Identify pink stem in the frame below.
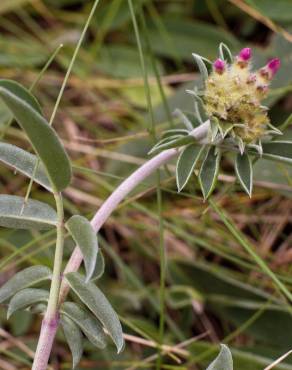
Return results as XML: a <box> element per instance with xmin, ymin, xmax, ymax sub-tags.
<box><xmin>32</xmin><ymin>314</ymin><xmax>59</xmax><ymax>370</ymax></box>
<box><xmin>32</xmin><ymin>121</ymin><xmax>210</xmax><ymax>368</ymax></box>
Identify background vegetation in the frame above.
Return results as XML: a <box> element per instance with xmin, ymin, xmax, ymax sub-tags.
<box><xmin>0</xmin><ymin>0</ymin><xmax>291</xmax><ymax>369</ymax></box>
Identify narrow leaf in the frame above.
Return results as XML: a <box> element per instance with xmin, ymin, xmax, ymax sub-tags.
<box><xmin>0</xmin><ymin>266</ymin><xmax>52</xmax><ymax>303</ymax></box>
<box><xmin>199</xmin><ymin>147</ymin><xmax>221</xmax><ymax>200</ymax></box>
<box><xmin>210</xmin><ymin>119</ymin><xmax>219</xmax><ymax>142</ymax></box>
<box><xmin>235</xmin><ymin>153</ymin><xmax>253</xmax><ymax>197</ymax></box>
<box><xmin>176</xmin><ymin>144</ymin><xmax>204</xmax><ymax>192</ymax></box>
<box><xmin>66</xmin><ymin>215</ymin><xmax>98</xmax><ymax>282</ymax></box>
<box><xmin>149</xmin><ymin>135</ymin><xmax>184</xmax><ymax>154</ymax></box>
<box><xmin>0</xmin><ymin>195</ymin><xmax>57</xmax><ymax>229</ymax></box>
<box><xmin>65</xmin><ymin>272</ymin><xmax>124</xmax><ymax>353</ymax></box>
<box><xmin>218</xmin><ymin>43</ymin><xmax>233</xmax><ymax>63</ymax></box>
<box><xmin>261</xmin><ymin>141</ymin><xmax>292</xmax><ymax>165</ymax></box>
<box><xmin>185</xmin><ymin>111</ymin><xmax>201</xmax><ymax>128</ymax></box>
<box><xmin>236</xmin><ymin>136</ymin><xmax>245</xmax><ymax>155</ymax></box>
<box><xmin>91</xmin><ymin>251</ymin><xmax>105</xmax><ymax>281</ymax></box>
<box><xmin>173</xmin><ymin>108</ymin><xmax>193</xmax><ymax>131</ymax></box>
<box><xmin>218</xmin><ymin>121</ymin><xmax>233</xmax><ymax>139</ymax></box>
<box><xmin>7</xmin><ymin>288</ymin><xmax>49</xmax><ymax>319</ymax></box>
<box><xmin>61</xmin><ymin>301</ymin><xmax>107</xmax><ymax>349</ymax></box>
<box><xmin>192</xmin><ymin>53</ymin><xmax>209</xmax><ymax>80</ymax></box>
<box><xmin>61</xmin><ymin>315</ymin><xmax>83</xmax><ymax>369</ymax></box>
<box><xmin>0</xmin><ymin>142</ymin><xmax>52</xmax><ymax>191</ymax></box>
<box><xmin>266</xmin><ymin>122</ymin><xmax>282</xmax><ymax>135</ymax></box>
<box><xmin>0</xmin><ymin>85</ymin><xmax>72</xmax><ymax>191</ymax></box>
<box><xmin>162</xmin><ymin>129</ymin><xmax>189</xmax><ymax>139</ymax></box>
<box><xmin>29</xmin><ymin>303</ymin><xmax>47</xmax><ymax>314</ymax></box>
<box><xmin>185</xmin><ymin>89</ymin><xmax>204</xmax><ymax>105</ymax></box>
<box><xmin>149</xmin><ymin>135</ymin><xmax>195</xmax><ymax>155</ymax></box>
<box><xmin>0</xmin><ymin>79</ymin><xmax>42</xmax><ymax>113</ymax></box>
<box><xmin>206</xmin><ymin>344</ymin><xmax>233</xmax><ymax>370</ymax></box>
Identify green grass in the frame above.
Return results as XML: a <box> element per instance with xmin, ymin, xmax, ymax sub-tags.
<box><xmin>0</xmin><ymin>0</ymin><xmax>292</xmax><ymax>369</ymax></box>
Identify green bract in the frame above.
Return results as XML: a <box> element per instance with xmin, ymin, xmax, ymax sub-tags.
<box><xmin>206</xmin><ymin>344</ymin><xmax>233</xmax><ymax>370</ymax></box>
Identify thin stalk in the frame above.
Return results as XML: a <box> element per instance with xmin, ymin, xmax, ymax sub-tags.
<box><xmin>31</xmin><ymin>44</ymin><xmax>64</xmax><ymax>91</ymax></box>
<box><xmin>127</xmin><ymin>1</ymin><xmax>167</xmax><ymax>367</ymax></box>
<box><xmin>141</xmin><ymin>11</ymin><xmax>174</xmax><ymax>127</ymax></box>
<box><xmin>46</xmin><ymin>194</ymin><xmax>65</xmax><ymax>318</ymax></box>
<box><xmin>23</xmin><ymin>0</ymin><xmax>101</xmax><ymax>207</ymax></box>
<box><xmin>32</xmin><ymin>193</ymin><xmax>64</xmax><ymax>370</ymax></box>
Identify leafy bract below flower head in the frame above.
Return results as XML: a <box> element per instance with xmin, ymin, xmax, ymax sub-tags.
<box><xmin>204</xmin><ymin>48</ymin><xmax>280</xmax><ymax>144</ymax></box>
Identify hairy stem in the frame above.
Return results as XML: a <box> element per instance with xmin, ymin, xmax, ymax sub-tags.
<box><xmin>34</xmin><ymin>121</ymin><xmax>210</xmax><ymax>367</ymax></box>
<box><xmin>32</xmin><ymin>193</ymin><xmax>64</xmax><ymax>370</ymax></box>
<box><xmin>60</xmin><ymin>121</ymin><xmax>209</xmax><ymax>298</ymax></box>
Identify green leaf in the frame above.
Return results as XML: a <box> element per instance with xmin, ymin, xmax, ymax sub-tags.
<box><xmin>210</xmin><ymin>118</ymin><xmax>219</xmax><ymax>142</ymax></box>
<box><xmin>206</xmin><ymin>344</ymin><xmax>233</xmax><ymax>370</ymax></box>
<box><xmin>61</xmin><ymin>301</ymin><xmax>107</xmax><ymax>349</ymax></box>
<box><xmin>261</xmin><ymin>141</ymin><xmax>292</xmax><ymax>165</ymax></box>
<box><xmin>149</xmin><ymin>135</ymin><xmax>196</xmax><ymax>155</ymax></box>
<box><xmin>192</xmin><ymin>53</ymin><xmax>209</xmax><ymax>81</ymax></box>
<box><xmin>65</xmin><ymin>272</ymin><xmax>124</xmax><ymax>353</ymax></box>
<box><xmin>176</xmin><ymin>144</ymin><xmax>204</xmax><ymax>192</ymax></box>
<box><xmin>174</xmin><ymin>108</ymin><xmax>194</xmax><ymax>131</ymax></box>
<box><xmin>0</xmin><ymin>143</ymin><xmax>52</xmax><ymax>191</ymax></box>
<box><xmin>162</xmin><ymin>129</ymin><xmax>189</xmax><ymax>139</ymax></box>
<box><xmin>66</xmin><ymin>215</ymin><xmax>98</xmax><ymax>282</ymax></box>
<box><xmin>199</xmin><ymin>147</ymin><xmax>221</xmax><ymax>200</ymax></box>
<box><xmin>0</xmin><ymin>84</ymin><xmax>72</xmax><ymax>191</ymax></box>
<box><xmin>0</xmin><ymin>266</ymin><xmax>52</xmax><ymax>303</ymax></box>
<box><xmin>91</xmin><ymin>251</ymin><xmax>105</xmax><ymax>281</ymax></box>
<box><xmin>61</xmin><ymin>315</ymin><xmax>83</xmax><ymax>369</ymax></box>
<box><xmin>0</xmin><ymin>80</ymin><xmax>42</xmax><ymax>113</ymax></box>
<box><xmin>0</xmin><ymin>195</ymin><xmax>57</xmax><ymax>229</ymax></box>
<box><xmin>7</xmin><ymin>288</ymin><xmax>49</xmax><ymax>319</ymax></box>
<box><xmin>149</xmin><ymin>135</ymin><xmax>185</xmax><ymax>154</ymax></box>
<box><xmin>218</xmin><ymin>121</ymin><xmax>234</xmax><ymax>139</ymax></box>
<box><xmin>235</xmin><ymin>153</ymin><xmax>253</xmax><ymax>197</ymax></box>
<box><xmin>218</xmin><ymin>43</ymin><xmax>233</xmax><ymax>64</ymax></box>
<box><xmin>29</xmin><ymin>303</ymin><xmax>47</xmax><ymax>314</ymax></box>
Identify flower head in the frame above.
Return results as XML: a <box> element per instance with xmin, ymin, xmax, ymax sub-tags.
<box><xmin>203</xmin><ymin>47</ymin><xmax>280</xmax><ymax>143</ymax></box>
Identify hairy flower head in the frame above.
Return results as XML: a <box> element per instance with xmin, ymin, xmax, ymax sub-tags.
<box><xmin>203</xmin><ymin>47</ymin><xmax>280</xmax><ymax>143</ymax></box>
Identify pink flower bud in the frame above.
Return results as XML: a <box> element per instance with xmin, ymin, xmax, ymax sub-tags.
<box><xmin>267</xmin><ymin>58</ymin><xmax>280</xmax><ymax>76</ymax></box>
<box><xmin>238</xmin><ymin>47</ymin><xmax>251</xmax><ymax>61</ymax></box>
<box><xmin>213</xmin><ymin>58</ymin><xmax>225</xmax><ymax>74</ymax></box>
<box><xmin>260</xmin><ymin>58</ymin><xmax>280</xmax><ymax>79</ymax></box>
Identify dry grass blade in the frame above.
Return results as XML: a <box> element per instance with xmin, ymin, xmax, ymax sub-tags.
<box><xmin>228</xmin><ymin>0</ymin><xmax>292</xmax><ymax>42</ymax></box>
<box><xmin>0</xmin><ymin>328</ymin><xmax>34</xmax><ymax>358</ymax></box>
<box><xmin>264</xmin><ymin>350</ymin><xmax>292</xmax><ymax>370</ymax></box>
